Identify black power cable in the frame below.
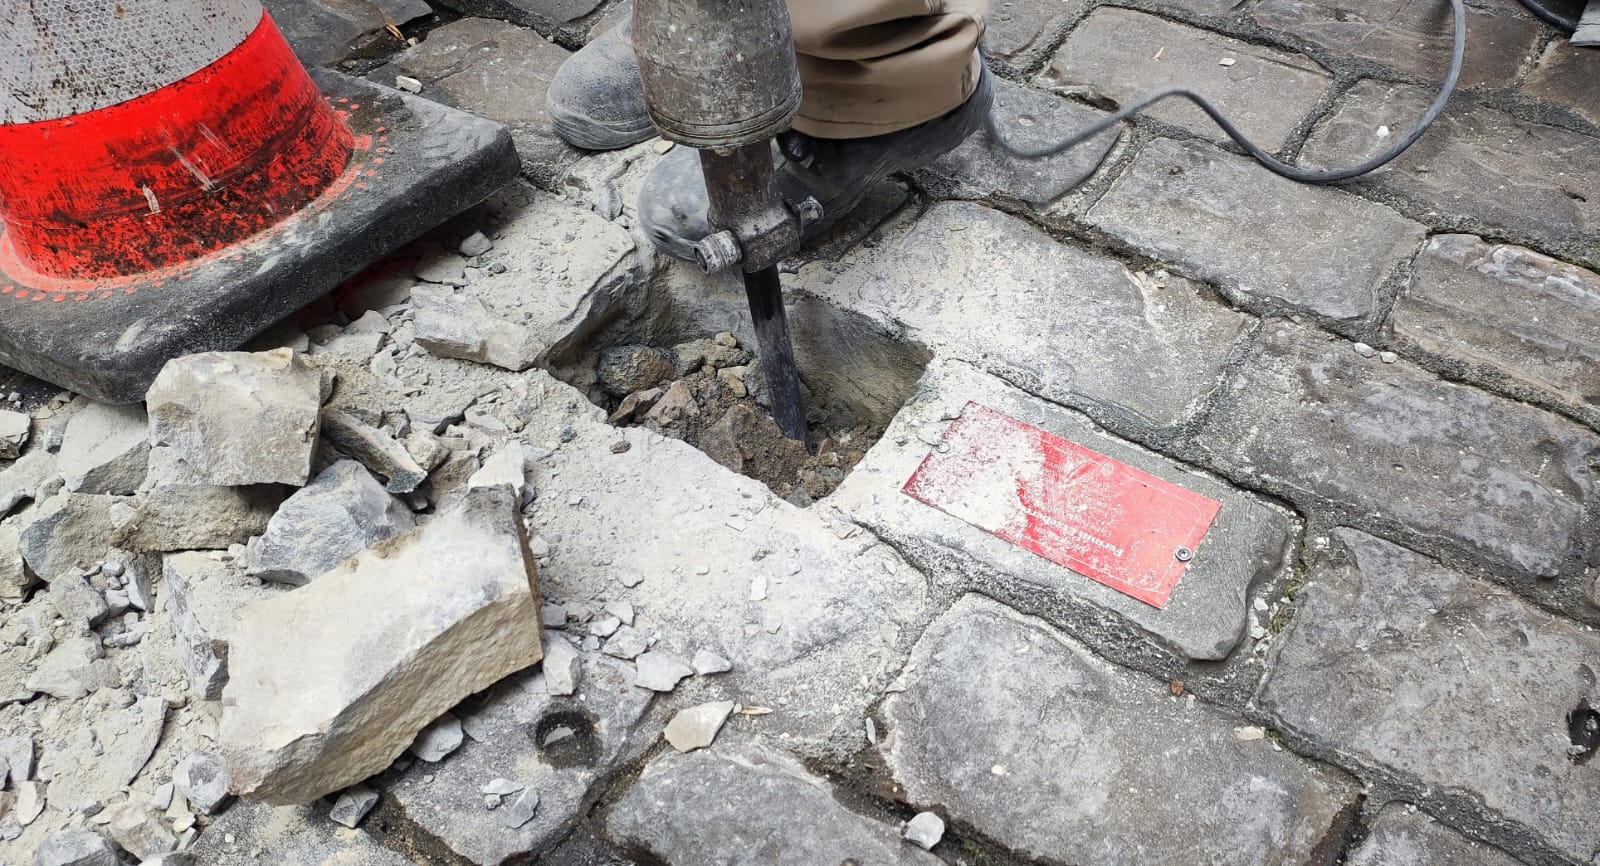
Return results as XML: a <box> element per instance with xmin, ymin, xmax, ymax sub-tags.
<box><xmin>1515</xmin><ymin>0</ymin><xmax>1579</xmax><ymax>32</ymax></box>
<box><xmin>986</xmin><ymin>0</ymin><xmax>1471</xmax><ymax>184</ymax></box>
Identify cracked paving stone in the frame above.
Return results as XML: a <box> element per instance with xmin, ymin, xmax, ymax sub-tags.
<box><xmin>265</xmin><ymin>0</ymin><xmax>430</xmax><ymax>67</ymax></box>
<box><xmin>1302</xmin><ymin>80</ymin><xmax>1600</xmax><ymax>265</ymax></box>
<box><xmin>802</xmin><ymin>201</ymin><xmax>1251</xmax><ymax>432</ymax></box>
<box><xmin>1524</xmin><ymin>39</ymin><xmax>1600</xmax><ymax>127</ymax></box>
<box><xmin>1346</xmin><ymin>803</ymin><xmax>1523</xmax><ymax>866</ymax></box>
<box><xmin>1196</xmin><ymin>321</ymin><xmax>1597</xmax><ymax>584</ymax></box>
<box><xmin>1393</xmin><ymin>234</ymin><xmax>1600</xmax><ymax>422</ymax></box>
<box><xmin>1260</xmin><ymin>529</ymin><xmax>1600</xmax><ymax>865</ymax></box>
<box><xmin>1253</xmin><ymin>0</ymin><xmax>1540</xmax><ymax>89</ymax></box>
<box><xmin>881</xmin><ymin>595</ymin><xmax>1359</xmax><ymax>865</ymax></box>
<box><xmin>1041</xmin><ymin>8</ymin><xmax>1331</xmax><ymax>150</ymax></box>
<box><xmin>832</xmin><ymin>360</ymin><xmax>1293</xmax><ymax>664</ymax></box>
<box><xmin>1087</xmin><ymin>137</ymin><xmax>1426</xmax><ymax>323</ymax></box>
<box><xmin>608</xmin><ymin>743</ymin><xmax>942</xmax><ymax>865</ymax></box>
<box><xmin>982</xmin><ymin>0</ymin><xmax>1086</xmax><ymax>73</ymax></box>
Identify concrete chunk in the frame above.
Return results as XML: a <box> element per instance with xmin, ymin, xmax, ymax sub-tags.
<box><xmin>881</xmin><ymin>595</ymin><xmax>1358</xmax><ymax>865</ymax></box>
<box><xmin>58</xmin><ymin>402</ymin><xmax>149</xmax><ymax>495</ymax></box>
<box><xmin>1259</xmin><ymin>529</ymin><xmax>1600</xmax><ymax>864</ymax></box>
<box><xmin>164</xmin><ymin>552</ymin><xmax>285</xmax><ymax>699</ymax></box>
<box><xmin>219</xmin><ymin>486</ymin><xmax>543</xmax><ymax>804</ymax></box>
<box><xmin>318</xmin><ymin>410</ymin><xmax>429</xmax><ymax>494</ymax></box>
<box><xmin>412</xmin><ymin>285</ymin><xmax>544</xmax><ymax>373</ymax></box>
<box><xmin>146</xmin><ymin>350</ymin><xmax>322</xmax><ymax>487</ymax></box>
<box><xmin>245</xmin><ymin>460</ymin><xmax>415</xmax><ymax>585</ymax></box>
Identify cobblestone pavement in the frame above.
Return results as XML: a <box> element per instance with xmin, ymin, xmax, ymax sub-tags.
<box><xmin>6</xmin><ymin>0</ymin><xmax>1600</xmax><ymax>864</ymax></box>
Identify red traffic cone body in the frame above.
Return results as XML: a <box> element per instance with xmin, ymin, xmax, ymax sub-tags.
<box><xmin>0</xmin><ymin>0</ymin><xmax>518</xmax><ymax>402</ymax></box>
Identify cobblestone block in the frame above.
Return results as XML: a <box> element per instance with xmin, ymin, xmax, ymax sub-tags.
<box><xmin>832</xmin><ymin>360</ymin><xmax>1293</xmax><ymax>665</ymax></box>
<box><xmin>374</xmin><ymin>18</ymin><xmax>581</xmax><ymax>187</ymax></box>
<box><xmin>434</xmin><ymin>0</ymin><xmax>606</xmax><ymax>36</ymax></box>
<box><xmin>609</xmin><ymin>743</ymin><xmax>942</xmax><ymax>864</ymax></box>
<box><xmin>1195</xmin><ymin>321</ymin><xmax>1596</xmax><ymax>582</ymax></box>
<box><xmin>1259</xmin><ymin>529</ymin><xmax>1600</xmax><ymax>865</ymax></box>
<box><xmin>1253</xmin><ymin>0</ymin><xmax>1540</xmax><ymax>89</ymax></box>
<box><xmin>1524</xmin><ymin>40</ymin><xmax>1600</xmax><ymax>127</ymax></box>
<box><xmin>880</xmin><ymin>595</ymin><xmax>1359</xmax><ymax>865</ymax></box>
<box><xmin>802</xmin><ymin>201</ymin><xmax>1252</xmax><ymax>432</ymax></box>
<box><xmin>983</xmin><ymin>0</ymin><xmax>1086</xmax><ymax>74</ymax></box>
<box><xmin>1347</xmin><ymin>804</ymin><xmax>1523</xmax><ymax>866</ymax></box>
<box><xmin>912</xmin><ymin>78</ymin><xmax>1121</xmax><ymax>207</ymax></box>
<box><xmin>1041</xmin><ymin>8</ymin><xmax>1331</xmax><ymax>149</ymax></box>
<box><xmin>1302</xmin><ymin>80</ymin><xmax>1600</xmax><ymax>264</ymax></box>
<box><xmin>265</xmin><ymin>0</ymin><xmax>429</xmax><ymax>67</ymax></box>
<box><xmin>1394</xmin><ymin>234</ymin><xmax>1600</xmax><ymax>422</ymax></box>
<box><xmin>1087</xmin><ymin>137</ymin><xmax>1426</xmax><ymax>323</ymax></box>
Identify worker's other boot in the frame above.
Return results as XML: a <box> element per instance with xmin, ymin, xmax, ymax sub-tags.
<box><xmin>637</xmin><ymin>67</ymin><xmax>994</xmax><ymax>263</ymax></box>
<box><xmin>546</xmin><ymin>21</ymin><xmax>655</xmax><ymax>151</ymax></box>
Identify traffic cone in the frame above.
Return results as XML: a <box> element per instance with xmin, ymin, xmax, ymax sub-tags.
<box><xmin>0</xmin><ymin>0</ymin><xmax>519</xmax><ymax>402</ymax></box>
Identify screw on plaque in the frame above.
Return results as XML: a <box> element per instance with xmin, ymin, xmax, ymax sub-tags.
<box><xmin>1174</xmin><ymin>547</ymin><xmax>1193</xmax><ymax>562</ymax></box>
<box><xmin>935</xmin><ymin>441</ymin><xmax>952</xmax><ymax>454</ymax></box>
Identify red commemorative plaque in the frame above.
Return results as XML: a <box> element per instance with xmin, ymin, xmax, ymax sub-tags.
<box><xmin>902</xmin><ymin>402</ymin><xmax>1220</xmax><ymax>609</ymax></box>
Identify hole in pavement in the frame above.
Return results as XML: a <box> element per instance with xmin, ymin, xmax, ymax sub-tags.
<box><xmin>545</xmin><ymin>278</ymin><xmax>931</xmax><ymax>506</ymax></box>
<box><xmin>533</xmin><ymin>709</ymin><xmax>600</xmax><ymax>769</ymax></box>
<box><xmin>1568</xmin><ymin>698</ymin><xmax>1599</xmax><ymax>765</ymax></box>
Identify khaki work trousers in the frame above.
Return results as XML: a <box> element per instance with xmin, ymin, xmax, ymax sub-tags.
<box><xmin>788</xmin><ymin>0</ymin><xmax>988</xmax><ymax>139</ymax></box>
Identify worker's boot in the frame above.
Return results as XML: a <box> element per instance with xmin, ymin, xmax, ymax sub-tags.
<box><xmin>637</xmin><ymin>67</ymin><xmax>994</xmax><ymax>263</ymax></box>
<box><xmin>546</xmin><ymin>21</ymin><xmax>655</xmax><ymax>151</ymax></box>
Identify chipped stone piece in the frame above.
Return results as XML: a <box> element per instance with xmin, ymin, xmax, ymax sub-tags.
<box><xmin>633</xmin><ymin>651</ymin><xmax>693</xmax><ymax>692</ymax></box>
<box><xmin>542</xmin><ymin>638</ymin><xmax>581</xmax><ymax>696</ymax></box>
<box><xmin>411</xmin><ymin>713</ymin><xmax>466</xmax><ymax>763</ymax></box>
<box><xmin>173</xmin><ymin>751</ymin><xmax>232</xmax><ymax>815</ymax></box>
<box><xmin>903</xmin><ymin>812</ymin><xmax>945</xmax><ymax>850</ymax></box>
<box><xmin>663</xmin><ymin>701</ymin><xmax>735</xmax><ymax>752</ymax></box>
<box><xmin>500</xmin><ymin>789</ymin><xmax>539</xmax><ymax>829</ymax></box>
<box><xmin>691</xmin><ymin>650</ymin><xmax>732</xmax><ymax>675</ymax></box>
<box><xmin>330</xmin><ymin>784</ymin><xmax>381</xmax><ymax>829</ymax></box>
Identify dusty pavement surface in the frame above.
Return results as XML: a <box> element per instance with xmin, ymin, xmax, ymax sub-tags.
<box><xmin>4</xmin><ymin>0</ymin><xmax>1600</xmax><ymax>864</ymax></box>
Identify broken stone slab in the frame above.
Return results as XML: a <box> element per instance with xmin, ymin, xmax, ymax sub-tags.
<box><xmin>632</xmin><ymin>651</ymin><xmax>693</xmax><ymax>692</ymax></box>
<box><xmin>24</xmin><ymin>635</ymin><xmax>107</xmax><ymax>700</ymax></box>
<box><xmin>432</xmin><ymin>0</ymin><xmax>603</xmax><ymax>35</ymax></box>
<box><xmin>1086</xmin><ymin>137</ymin><xmax>1427</xmax><ymax>323</ymax></box>
<box><xmin>0</xmin><ymin>524</ymin><xmax>35</xmax><ymax>604</ymax></box>
<box><xmin>16</xmin><ymin>493</ymin><xmax>123</xmax><ymax>582</ymax></box>
<box><xmin>105</xmin><ymin>802</ymin><xmax>178</xmax><ymax>861</ymax></box>
<box><xmin>1195</xmin><ymin>321</ymin><xmax>1597</xmax><ymax>588</ymax></box>
<box><xmin>46</xmin><ymin>574</ymin><xmax>109</xmax><ymax>628</ymax></box>
<box><xmin>1393</xmin><ymin>234</ymin><xmax>1600</xmax><ymax>422</ymax></box>
<box><xmin>1347</xmin><ymin>803</ymin><xmax>1522</xmax><ymax>866</ymax></box>
<box><xmin>1258</xmin><ymin>529</ymin><xmax>1600</xmax><ymax>865</ymax></box>
<box><xmin>832</xmin><ymin>360</ymin><xmax>1293</xmax><ymax>667</ymax></box>
<box><xmin>609</xmin><ymin>744</ymin><xmax>943</xmax><ymax>864</ymax></box>
<box><xmin>265</xmin><ymin>0</ymin><xmax>429</xmax><ymax>67</ymax></box>
<box><xmin>328</xmin><ymin>784</ymin><xmax>379</xmax><ymax>829</ymax></box>
<box><xmin>145</xmin><ymin>350</ymin><xmax>322</xmax><ymax>487</ymax></box>
<box><xmin>601</xmin><ymin>625</ymin><xmax>651</xmax><ymax>660</ymax></box>
<box><xmin>1300</xmin><ymin>80</ymin><xmax>1600</xmax><ymax>266</ymax></box>
<box><xmin>0</xmin><ymin>449</ymin><xmax>62</xmax><ymax>519</ymax></box>
<box><xmin>244</xmin><ymin>460</ymin><xmax>415</xmax><ymax>586</ymax></box>
<box><xmin>112</xmin><ymin>485</ymin><xmax>281</xmax><ymax>553</ymax></box>
<box><xmin>499</xmin><ymin>789</ymin><xmax>539</xmax><ymax>829</ymax></box>
<box><xmin>389</xmin><ymin>654</ymin><xmax>652</xmax><ymax>864</ymax></box>
<box><xmin>174</xmin><ymin>751</ymin><xmax>233</xmax><ymax>815</ymax></box>
<box><xmin>318</xmin><ymin>411</ymin><xmax>429</xmax><ymax>494</ymax></box>
<box><xmin>0</xmin><ymin>410</ymin><xmax>27</xmax><ymax>459</ymax></box>
<box><xmin>881</xmin><ymin>595</ymin><xmax>1358</xmax><ymax>864</ymax></box>
<box><xmin>33</xmin><ymin>830</ymin><xmax>120</xmax><ymax>866</ymax></box>
<box><xmin>185</xmin><ymin>799</ymin><xmax>418</xmax><ymax>866</ymax></box>
<box><xmin>58</xmin><ymin>402</ymin><xmax>149</xmax><ymax>495</ymax></box>
<box><xmin>803</xmin><ymin>202</ymin><xmax>1253</xmax><ymax>434</ymax></box>
<box><xmin>219</xmin><ymin>485</ymin><xmax>543</xmax><ymax>804</ymax></box>
<box><xmin>542</xmin><ymin>637</ymin><xmax>581</xmax><ymax>696</ymax></box>
<box><xmin>410</xmin><ymin>712</ymin><xmax>466</xmax><ymax>763</ymax></box>
<box><xmin>663</xmin><ymin>701</ymin><xmax>735</xmax><ymax>753</ymax></box>
<box><xmin>164</xmin><ymin>552</ymin><xmax>286</xmax><ymax>699</ymax></box>
<box><xmin>1042</xmin><ymin>7</ymin><xmax>1330</xmax><ymax>150</ymax></box>
<box><xmin>412</xmin><ymin>285</ymin><xmax>545</xmax><ymax>373</ymax></box>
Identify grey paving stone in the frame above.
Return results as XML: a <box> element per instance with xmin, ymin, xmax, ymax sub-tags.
<box><xmin>801</xmin><ymin>201</ymin><xmax>1252</xmax><ymax>433</ymax></box>
<box><xmin>434</xmin><ymin>0</ymin><xmax>605</xmax><ymax>35</ymax></box>
<box><xmin>374</xmin><ymin>18</ymin><xmax>581</xmax><ymax>187</ymax></box>
<box><xmin>983</xmin><ymin>0</ymin><xmax>1087</xmax><ymax>74</ymax></box>
<box><xmin>912</xmin><ymin>77</ymin><xmax>1121</xmax><ymax>207</ymax></box>
<box><xmin>1259</xmin><ymin>529</ymin><xmax>1600</xmax><ymax>865</ymax></box>
<box><xmin>1253</xmin><ymin>0</ymin><xmax>1541</xmax><ymax>89</ymax></box>
<box><xmin>1347</xmin><ymin>803</ymin><xmax>1523</xmax><ymax>866</ymax></box>
<box><xmin>1393</xmin><ymin>234</ymin><xmax>1600</xmax><ymax>422</ymax></box>
<box><xmin>1524</xmin><ymin>40</ymin><xmax>1600</xmax><ymax>127</ymax></box>
<box><xmin>1195</xmin><ymin>321</ymin><xmax>1596</xmax><ymax>583</ymax></box>
<box><xmin>265</xmin><ymin>0</ymin><xmax>426</xmax><ymax>67</ymax></box>
<box><xmin>1088</xmin><ymin>137</ymin><xmax>1426</xmax><ymax>323</ymax></box>
<box><xmin>608</xmin><ymin>743</ymin><xmax>942</xmax><ymax>864</ymax></box>
<box><xmin>186</xmin><ymin>799</ymin><xmax>416</xmax><ymax>865</ymax></box>
<box><xmin>1301</xmin><ymin>80</ymin><xmax>1600</xmax><ymax>265</ymax></box>
<box><xmin>881</xmin><ymin>595</ymin><xmax>1359</xmax><ymax>865</ymax></box>
<box><xmin>1040</xmin><ymin>8</ymin><xmax>1331</xmax><ymax>149</ymax></box>
<box><xmin>387</xmin><ymin>653</ymin><xmax>652</xmax><ymax>864</ymax></box>
<box><xmin>832</xmin><ymin>360</ymin><xmax>1293</xmax><ymax>664</ymax></box>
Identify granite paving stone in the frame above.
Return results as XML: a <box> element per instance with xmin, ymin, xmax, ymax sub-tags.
<box><xmin>608</xmin><ymin>743</ymin><xmax>943</xmax><ymax>865</ymax></box>
<box><xmin>880</xmin><ymin>595</ymin><xmax>1360</xmax><ymax>866</ymax></box>
<box><xmin>1346</xmin><ymin>803</ymin><xmax>1525</xmax><ymax>866</ymax></box>
<box><xmin>801</xmin><ymin>201</ymin><xmax>1252</xmax><ymax>433</ymax></box>
<box><xmin>1259</xmin><ymin>529</ymin><xmax>1600</xmax><ymax>865</ymax></box>
<box><xmin>912</xmin><ymin>77</ymin><xmax>1121</xmax><ymax>207</ymax></box>
<box><xmin>265</xmin><ymin>0</ymin><xmax>427</xmax><ymax>67</ymax></box>
<box><xmin>832</xmin><ymin>360</ymin><xmax>1294</xmax><ymax>666</ymax></box>
<box><xmin>1253</xmin><ymin>0</ymin><xmax>1541</xmax><ymax>89</ymax></box>
<box><xmin>1523</xmin><ymin>39</ymin><xmax>1600</xmax><ymax>127</ymax></box>
<box><xmin>374</xmin><ymin>18</ymin><xmax>581</xmax><ymax>187</ymax></box>
<box><xmin>1393</xmin><ymin>233</ymin><xmax>1600</xmax><ymax>422</ymax></box>
<box><xmin>1195</xmin><ymin>321</ymin><xmax>1596</xmax><ymax>585</ymax></box>
<box><xmin>982</xmin><ymin>0</ymin><xmax>1087</xmax><ymax>75</ymax></box>
<box><xmin>1301</xmin><ymin>80</ymin><xmax>1600</xmax><ymax>264</ymax></box>
<box><xmin>432</xmin><ymin>0</ymin><xmax>606</xmax><ymax>38</ymax></box>
<box><xmin>1041</xmin><ymin>8</ymin><xmax>1331</xmax><ymax>149</ymax></box>
<box><xmin>1087</xmin><ymin>137</ymin><xmax>1427</xmax><ymax>323</ymax></box>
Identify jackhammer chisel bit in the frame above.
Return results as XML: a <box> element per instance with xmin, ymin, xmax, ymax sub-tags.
<box><xmin>633</xmin><ymin>0</ymin><xmax>819</xmax><ymax>449</ymax></box>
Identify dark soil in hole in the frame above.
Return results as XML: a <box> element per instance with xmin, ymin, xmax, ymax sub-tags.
<box><xmin>598</xmin><ymin>334</ymin><xmax>882</xmax><ymax>506</ymax></box>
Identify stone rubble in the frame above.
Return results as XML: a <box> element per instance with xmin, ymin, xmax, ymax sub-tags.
<box><xmin>663</xmin><ymin>701</ymin><xmax>736</xmax><ymax>753</ymax></box>
<box><xmin>57</xmin><ymin>403</ymin><xmax>149</xmax><ymax>496</ymax></box>
<box><xmin>0</xmin><ymin>411</ymin><xmax>28</xmax><ymax>459</ymax></box>
<box><xmin>243</xmin><ymin>460</ymin><xmax>415</xmax><ymax>585</ymax></box>
<box><xmin>328</xmin><ymin>784</ymin><xmax>380</xmax><ymax>829</ymax></box>
<box><xmin>410</xmin><ymin>712</ymin><xmax>466</xmax><ymax>763</ymax></box>
<box><xmin>903</xmin><ymin>812</ymin><xmax>945</xmax><ymax>851</ymax></box>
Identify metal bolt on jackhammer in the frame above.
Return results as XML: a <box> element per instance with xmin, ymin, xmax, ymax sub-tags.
<box><xmin>695</xmin><ymin>230</ymin><xmax>743</xmax><ymax>274</ymax></box>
